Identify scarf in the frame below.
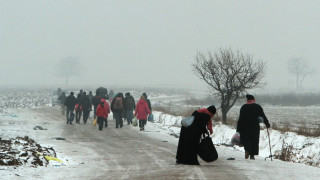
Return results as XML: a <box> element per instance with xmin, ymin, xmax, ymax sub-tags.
<box><xmin>197</xmin><ymin>108</ymin><xmax>214</xmax><ymax>118</ymax></box>
<box><xmin>246</xmin><ymin>99</ymin><xmax>256</xmax><ymax>104</ymax></box>
<box><xmin>197</xmin><ymin>108</ymin><xmax>213</xmax><ymax>134</ymax></box>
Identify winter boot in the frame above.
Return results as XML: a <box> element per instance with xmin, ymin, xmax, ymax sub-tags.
<box><xmin>245</xmin><ymin>151</ymin><xmax>249</xmax><ymax>159</ymax></box>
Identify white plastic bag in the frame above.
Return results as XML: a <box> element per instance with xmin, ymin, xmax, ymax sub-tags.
<box><xmin>132</xmin><ymin>116</ymin><xmax>138</xmax><ymax>126</ymax></box>
<box><xmin>181</xmin><ymin>116</ymin><xmax>194</xmax><ymax>127</ymax></box>
<box><xmin>231</xmin><ymin>132</ymin><xmax>243</xmax><ymax>147</ymax></box>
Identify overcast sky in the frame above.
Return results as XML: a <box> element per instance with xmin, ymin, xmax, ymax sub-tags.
<box><xmin>1</xmin><ymin>0</ymin><xmax>319</xmax><ymax>91</ymax></box>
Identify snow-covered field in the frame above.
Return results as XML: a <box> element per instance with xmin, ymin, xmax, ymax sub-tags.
<box><xmin>1</xmin><ymin>88</ymin><xmax>320</xmax><ymax>178</ymax></box>
<box><xmin>227</xmin><ymin>105</ymin><xmax>320</xmax><ymax>130</ymax></box>
<box><xmin>0</xmin><ymin>88</ymin><xmax>56</xmax><ymax>109</ymax></box>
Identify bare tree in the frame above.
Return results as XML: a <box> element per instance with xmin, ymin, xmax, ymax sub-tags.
<box><xmin>192</xmin><ymin>47</ymin><xmax>265</xmax><ymax>124</ymax></box>
<box><xmin>288</xmin><ymin>58</ymin><xmax>313</xmax><ymax>89</ymax></box>
<box><xmin>56</xmin><ymin>57</ymin><xmax>81</xmax><ymax>85</ymax></box>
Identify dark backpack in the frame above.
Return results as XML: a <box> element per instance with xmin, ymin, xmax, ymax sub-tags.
<box><xmin>126</xmin><ymin>97</ymin><xmax>135</xmax><ymax>109</ymax></box>
<box><xmin>114</xmin><ymin>97</ymin><xmax>123</xmax><ymax>110</ymax></box>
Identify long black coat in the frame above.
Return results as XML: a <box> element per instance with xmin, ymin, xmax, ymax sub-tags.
<box><xmin>81</xmin><ymin>96</ymin><xmax>91</xmax><ymax>112</ymax></box>
<box><xmin>236</xmin><ymin>103</ymin><xmax>270</xmax><ymax>155</ymax></box>
<box><xmin>176</xmin><ymin>111</ymin><xmax>211</xmax><ymax>165</ymax></box>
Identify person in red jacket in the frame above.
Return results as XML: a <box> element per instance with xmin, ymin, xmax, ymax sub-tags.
<box><xmin>101</xmin><ymin>98</ymin><xmax>110</xmax><ymax>127</ymax></box>
<box><xmin>96</xmin><ymin>99</ymin><xmax>110</xmax><ymax>131</ymax></box>
<box><xmin>134</xmin><ymin>95</ymin><xmax>151</xmax><ymax>131</ymax></box>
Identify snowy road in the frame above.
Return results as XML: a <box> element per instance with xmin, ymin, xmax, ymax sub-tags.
<box><xmin>32</xmin><ymin>108</ymin><xmax>243</xmax><ymax>180</ymax></box>
<box><xmin>1</xmin><ymin>107</ymin><xmax>320</xmax><ymax>180</ymax></box>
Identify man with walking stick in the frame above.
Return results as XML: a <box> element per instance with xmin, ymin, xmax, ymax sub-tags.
<box><xmin>236</xmin><ymin>94</ymin><xmax>271</xmax><ymax>160</ymax></box>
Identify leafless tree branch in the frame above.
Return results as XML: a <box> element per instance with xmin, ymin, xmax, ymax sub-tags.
<box><xmin>192</xmin><ymin>47</ymin><xmax>266</xmax><ymax>124</ymax></box>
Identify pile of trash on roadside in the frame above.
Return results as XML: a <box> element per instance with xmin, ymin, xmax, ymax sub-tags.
<box><xmin>0</xmin><ymin>136</ymin><xmax>61</xmax><ymax>167</ymax></box>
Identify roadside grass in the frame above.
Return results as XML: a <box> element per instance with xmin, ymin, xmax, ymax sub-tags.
<box><xmin>154</xmin><ymin>105</ymin><xmax>320</xmax><ymax>137</ymax></box>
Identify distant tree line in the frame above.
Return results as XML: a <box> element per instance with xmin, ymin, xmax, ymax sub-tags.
<box><xmin>185</xmin><ymin>92</ymin><xmax>320</xmax><ymax>107</ymax></box>
<box><xmin>184</xmin><ymin>95</ymin><xmax>220</xmax><ymax>107</ymax></box>
<box><xmin>256</xmin><ymin>92</ymin><xmax>320</xmax><ymax>106</ymax></box>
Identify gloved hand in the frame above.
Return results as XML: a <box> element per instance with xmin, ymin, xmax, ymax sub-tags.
<box><xmin>266</xmin><ymin>123</ymin><xmax>271</xmax><ymax>128</ymax></box>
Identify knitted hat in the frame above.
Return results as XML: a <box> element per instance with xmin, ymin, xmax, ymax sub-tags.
<box><xmin>207</xmin><ymin>105</ymin><xmax>216</xmax><ymax>114</ymax></box>
<box><xmin>246</xmin><ymin>94</ymin><xmax>255</xmax><ymax>100</ymax></box>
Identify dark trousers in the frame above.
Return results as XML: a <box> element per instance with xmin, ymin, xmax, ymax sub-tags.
<box><xmin>97</xmin><ymin>117</ymin><xmax>106</xmax><ymax>130</ymax></box>
<box><xmin>94</xmin><ymin>106</ymin><xmax>97</xmax><ymax>119</ymax></box>
<box><xmin>139</xmin><ymin>119</ymin><xmax>146</xmax><ymax>129</ymax></box>
<box><xmin>114</xmin><ymin>111</ymin><xmax>123</xmax><ymax>128</ymax></box>
<box><xmin>66</xmin><ymin>108</ymin><xmax>74</xmax><ymax>124</ymax></box>
<box><xmin>76</xmin><ymin>110</ymin><xmax>82</xmax><ymax>123</ymax></box>
<box><xmin>83</xmin><ymin>110</ymin><xmax>90</xmax><ymax>124</ymax></box>
<box><xmin>104</xmin><ymin>118</ymin><xmax>108</xmax><ymax>127</ymax></box>
<box><xmin>126</xmin><ymin>110</ymin><xmax>133</xmax><ymax>125</ymax></box>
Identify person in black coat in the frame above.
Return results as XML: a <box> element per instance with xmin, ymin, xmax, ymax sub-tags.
<box><xmin>81</xmin><ymin>92</ymin><xmax>91</xmax><ymax>124</ymax></box>
<box><xmin>176</xmin><ymin>105</ymin><xmax>216</xmax><ymax>165</ymax></box>
<box><xmin>88</xmin><ymin>91</ymin><xmax>94</xmax><ymax>118</ymax></box>
<box><xmin>58</xmin><ymin>91</ymin><xmax>67</xmax><ymax>115</ymax></box>
<box><xmin>64</xmin><ymin>92</ymin><xmax>77</xmax><ymax>124</ymax></box>
<box><xmin>236</xmin><ymin>94</ymin><xmax>271</xmax><ymax>160</ymax></box>
<box><xmin>92</xmin><ymin>91</ymin><xmax>102</xmax><ymax>119</ymax></box>
<box><xmin>124</xmin><ymin>92</ymin><xmax>136</xmax><ymax>125</ymax></box>
<box><xmin>111</xmin><ymin>92</ymin><xmax>125</xmax><ymax>128</ymax></box>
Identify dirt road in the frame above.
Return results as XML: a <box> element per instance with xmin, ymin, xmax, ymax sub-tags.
<box><xmin>32</xmin><ymin>108</ymin><xmax>244</xmax><ymax>180</ymax></box>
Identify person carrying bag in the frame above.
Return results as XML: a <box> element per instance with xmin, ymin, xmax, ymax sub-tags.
<box><xmin>176</xmin><ymin>105</ymin><xmax>216</xmax><ymax>165</ymax></box>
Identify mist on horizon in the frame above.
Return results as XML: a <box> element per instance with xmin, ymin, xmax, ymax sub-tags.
<box><xmin>1</xmin><ymin>0</ymin><xmax>320</xmax><ymax>92</ymax></box>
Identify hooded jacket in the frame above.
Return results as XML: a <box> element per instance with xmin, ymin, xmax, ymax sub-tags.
<box><xmin>96</xmin><ymin>99</ymin><xmax>110</xmax><ymax>118</ymax></box>
<box><xmin>134</xmin><ymin>99</ymin><xmax>150</xmax><ymax>120</ymax></box>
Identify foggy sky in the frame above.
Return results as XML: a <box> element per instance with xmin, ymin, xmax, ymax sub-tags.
<box><xmin>1</xmin><ymin>0</ymin><xmax>320</xmax><ymax>91</ymax></box>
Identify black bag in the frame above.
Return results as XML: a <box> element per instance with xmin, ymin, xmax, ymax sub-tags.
<box><xmin>198</xmin><ymin>133</ymin><xmax>218</xmax><ymax>162</ymax></box>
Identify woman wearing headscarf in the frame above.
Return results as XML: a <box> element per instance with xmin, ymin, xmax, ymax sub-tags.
<box><xmin>236</xmin><ymin>94</ymin><xmax>270</xmax><ymax>160</ymax></box>
<box><xmin>176</xmin><ymin>105</ymin><xmax>216</xmax><ymax>165</ymax></box>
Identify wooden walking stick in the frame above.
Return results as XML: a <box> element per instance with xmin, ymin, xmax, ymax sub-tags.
<box><xmin>265</xmin><ymin>128</ymin><xmax>273</xmax><ymax>161</ymax></box>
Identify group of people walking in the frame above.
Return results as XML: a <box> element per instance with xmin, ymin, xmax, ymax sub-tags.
<box><xmin>61</xmin><ymin>89</ymin><xmax>94</xmax><ymax>125</ymax></box>
<box><xmin>58</xmin><ymin>88</ymin><xmax>152</xmax><ymax>132</ymax></box>
<box><xmin>60</xmin><ymin>89</ymin><xmax>270</xmax><ymax>165</ymax></box>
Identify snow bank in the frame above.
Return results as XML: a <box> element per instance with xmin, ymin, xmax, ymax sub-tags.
<box><xmin>151</xmin><ymin>111</ymin><xmax>320</xmax><ymax>168</ymax></box>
